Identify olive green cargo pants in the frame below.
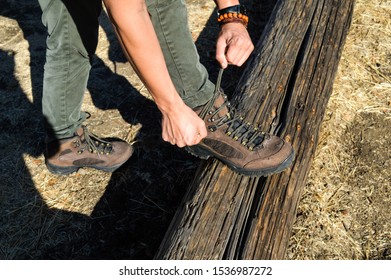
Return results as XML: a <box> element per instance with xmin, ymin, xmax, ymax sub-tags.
<box><xmin>38</xmin><ymin>0</ymin><xmax>214</xmax><ymax>139</ymax></box>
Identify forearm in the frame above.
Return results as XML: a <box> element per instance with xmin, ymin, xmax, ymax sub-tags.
<box><xmin>103</xmin><ymin>0</ymin><xmax>184</xmax><ymax>113</ymax></box>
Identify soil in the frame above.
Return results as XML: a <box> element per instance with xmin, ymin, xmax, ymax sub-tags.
<box><xmin>0</xmin><ymin>0</ymin><xmax>390</xmax><ymax>259</ymax></box>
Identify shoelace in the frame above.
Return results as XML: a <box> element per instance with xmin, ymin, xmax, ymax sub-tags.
<box><xmin>199</xmin><ymin>68</ymin><xmax>267</xmax><ymax>151</ymax></box>
<box><xmin>73</xmin><ymin>126</ymin><xmax>113</xmax><ymax>156</ymax></box>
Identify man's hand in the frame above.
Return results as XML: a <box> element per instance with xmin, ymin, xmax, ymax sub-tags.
<box><xmin>216</xmin><ymin>22</ymin><xmax>254</xmax><ymax>68</ymax></box>
<box><xmin>161</xmin><ymin>101</ymin><xmax>208</xmax><ymax>148</ymax></box>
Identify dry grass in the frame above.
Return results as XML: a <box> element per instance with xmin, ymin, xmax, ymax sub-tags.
<box><xmin>286</xmin><ymin>0</ymin><xmax>391</xmax><ymax>259</ymax></box>
<box><xmin>0</xmin><ymin>0</ymin><xmax>390</xmax><ymax>259</ymax></box>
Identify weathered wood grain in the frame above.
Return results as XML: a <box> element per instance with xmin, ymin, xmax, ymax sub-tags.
<box><xmin>155</xmin><ymin>0</ymin><xmax>355</xmax><ymax>259</ymax></box>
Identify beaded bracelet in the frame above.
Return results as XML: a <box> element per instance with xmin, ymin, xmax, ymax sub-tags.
<box><xmin>217</xmin><ymin>5</ymin><xmax>249</xmax><ymax>28</ymax></box>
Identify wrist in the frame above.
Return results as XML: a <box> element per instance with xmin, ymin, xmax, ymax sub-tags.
<box><xmin>217</xmin><ymin>4</ymin><xmax>248</xmax><ymax>28</ymax></box>
<box><xmin>215</xmin><ymin>1</ymin><xmax>240</xmax><ymax>10</ymax></box>
<box><xmin>155</xmin><ymin>91</ymin><xmax>185</xmax><ymax>114</ymax></box>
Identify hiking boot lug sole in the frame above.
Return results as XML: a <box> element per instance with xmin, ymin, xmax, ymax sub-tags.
<box><xmin>46</xmin><ymin>160</ymin><xmax>79</xmax><ymax>175</ymax></box>
<box><xmin>185</xmin><ymin>145</ymin><xmax>211</xmax><ymax>160</ymax></box>
<box><xmin>46</xmin><ymin>160</ymin><xmax>125</xmax><ymax>175</ymax></box>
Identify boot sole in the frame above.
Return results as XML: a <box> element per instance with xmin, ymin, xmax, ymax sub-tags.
<box><xmin>185</xmin><ymin>145</ymin><xmax>295</xmax><ymax>177</ymax></box>
<box><xmin>45</xmin><ymin>160</ymin><xmax>124</xmax><ymax>175</ymax></box>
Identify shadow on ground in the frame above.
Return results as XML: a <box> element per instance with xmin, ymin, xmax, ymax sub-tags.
<box><xmin>0</xmin><ymin>0</ymin><xmax>274</xmax><ymax>259</ymax></box>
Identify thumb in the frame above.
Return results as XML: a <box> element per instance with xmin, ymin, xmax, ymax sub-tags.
<box><xmin>216</xmin><ymin>37</ymin><xmax>228</xmax><ymax>69</ymax></box>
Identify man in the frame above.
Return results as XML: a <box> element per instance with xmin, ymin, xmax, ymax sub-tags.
<box><xmin>39</xmin><ymin>0</ymin><xmax>294</xmax><ymax>176</ymax></box>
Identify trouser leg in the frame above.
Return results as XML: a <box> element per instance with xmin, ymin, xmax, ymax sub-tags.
<box><xmin>146</xmin><ymin>0</ymin><xmax>214</xmax><ymax>108</ymax></box>
<box><xmin>38</xmin><ymin>0</ymin><xmax>102</xmax><ymax>140</ymax></box>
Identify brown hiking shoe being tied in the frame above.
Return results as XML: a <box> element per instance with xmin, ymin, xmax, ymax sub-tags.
<box><xmin>45</xmin><ymin>126</ymin><xmax>133</xmax><ymax>175</ymax></box>
<box><xmin>186</xmin><ymin>69</ymin><xmax>295</xmax><ymax>177</ymax></box>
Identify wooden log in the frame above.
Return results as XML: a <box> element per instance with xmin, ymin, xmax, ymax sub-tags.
<box><xmin>155</xmin><ymin>0</ymin><xmax>355</xmax><ymax>260</ymax></box>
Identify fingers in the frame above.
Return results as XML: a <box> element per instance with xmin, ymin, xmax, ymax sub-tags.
<box><xmin>163</xmin><ymin>125</ymin><xmax>207</xmax><ymax>148</ymax></box>
<box><xmin>166</xmin><ymin>136</ymin><xmax>200</xmax><ymax>148</ymax></box>
<box><xmin>217</xmin><ymin>37</ymin><xmax>249</xmax><ymax>68</ymax></box>
<box><xmin>226</xmin><ymin>40</ymin><xmax>254</xmax><ymax>66</ymax></box>
<box><xmin>161</xmin><ymin>102</ymin><xmax>208</xmax><ymax>148</ymax></box>
<box><xmin>176</xmin><ymin>125</ymin><xmax>207</xmax><ymax>148</ymax></box>
<box><xmin>216</xmin><ymin>37</ymin><xmax>229</xmax><ymax>69</ymax></box>
<box><xmin>221</xmin><ymin>36</ymin><xmax>254</xmax><ymax>66</ymax></box>
<box><xmin>215</xmin><ymin>23</ymin><xmax>254</xmax><ymax>68</ymax></box>
<box><xmin>185</xmin><ymin>124</ymin><xmax>208</xmax><ymax>147</ymax></box>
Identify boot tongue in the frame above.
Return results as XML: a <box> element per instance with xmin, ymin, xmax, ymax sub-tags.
<box><xmin>75</xmin><ymin>127</ymin><xmax>85</xmax><ymax>141</ymax></box>
<box><xmin>213</xmin><ymin>92</ymin><xmax>229</xmax><ymax>117</ymax></box>
<box><xmin>192</xmin><ymin>93</ymin><xmax>228</xmax><ymax>119</ymax></box>
<box><xmin>212</xmin><ymin>69</ymin><xmax>229</xmax><ymax>118</ymax></box>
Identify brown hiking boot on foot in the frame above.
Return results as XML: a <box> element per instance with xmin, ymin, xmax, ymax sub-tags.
<box><xmin>45</xmin><ymin>126</ymin><xmax>133</xmax><ymax>175</ymax></box>
<box><xmin>186</xmin><ymin>69</ymin><xmax>294</xmax><ymax>177</ymax></box>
